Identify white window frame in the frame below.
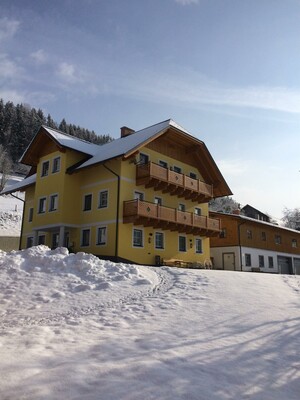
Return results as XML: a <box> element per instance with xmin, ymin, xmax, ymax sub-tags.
<box><xmin>179</xmin><ymin>235</ymin><xmax>187</xmax><ymax>252</ymax></box>
<box><xmin>173</xmin><ymin>165</ymin><xmax>182</xmax><ymax>173</ymax></box>
<box><xmin>83</xmin><ymin>193</ymin><xmax>93</xmax><ymax>211</ymax></box>
<box><xmin>133</xmin><ymin>228</ymin><xmax>144</xmax><ymax>248</ymax></box>
<box><xmin>158</xmin><ymin>160</ymin><xmax>168</xmax><ymax>169</ymax></box>
<box><xmin>38</xmin><ymin>197</ymin><xmax>47</xmax><ymax>214</ymax></box>
<box><xmin>245</xmin><ymin>253</ymin><xmax>251</xmax><ymax>267</ymax></box>
<box><xmin>194</xmin><ymin>207</ymin><xmax>202</xmax><ymax>216</ymax></box>
<box><xmin>259</xmin><ymin>255</ymin><xmax>265</xmax><ymax>268</ymax></box>
<box><xmin>195</xmin><ymin>238</ymin><xmax>203</xmax><ymax>254</ymax></box>
<box><xmin>292</xmin><ymin>239</ymin><xmax>297</xmax><ymax>248</ymax></box>
<box><xmin>28</xmin><ymin>207</ymin><xmax>34</xmax><ymax>222</ymax></box>
<box><xmin>38</xmin><ymin>235</ymin><xmax>46</xmax><ymax>245</ymax></box>
<box><xmin>268</xmin><ymin>256</ymin><xmax>274</xmax><ymax>268</ymax></box>
<box><xmin>134</xmin><ymin>191</ymin><xmax>144</xmax><ymax>201</ymax></box>
<box><xmin>49</xmin><ymin>193</ymin><xmax>58</xmax><ymax>212</ymax></box>
<box><xmin>139</xmin><ymin>153</ymin><xmax>149</xmax><ymax>165</ymax></box>
<box><xmin>96</xmin><ymin>226</ymin><xmax>107</xmax><ymax>246</ymax></box>
<box><xmin>178</xmin><ymin>203</ymin><xmax>186</xmax><ymax>212</ymax></box>
<box><xmin>98</xmin><ymin>190</ymin><xmax>109</xmax><ymax>209</ymax></box>
<box><xmin>155</xmin><ymin>232</ymin><xmax>164</xmax><ymax>250</ymax></box>
<box><xmin>154</xmin><ymin>197</ymin><xmax>162</xmax><ymax>206</ymax></box>
<box><xmin>52</xmin><ymin>156</ymin><xmax>61</xmax><ymax>173</ymax></box>
<box><xmin>81</xmin><ymin>228</ymin><xmax>91</xmax><ymax>247</ymax></box>
<box><xmin>41</xmin><ymin>160</ymin><xmax>50</xmax><ymax>177</ymax></box>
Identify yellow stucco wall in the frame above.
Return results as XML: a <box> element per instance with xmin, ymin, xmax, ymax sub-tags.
<box><xmin>21</xmin><ymin>141</ymin><xmax>212</xmax><ymax>265</ymax></box>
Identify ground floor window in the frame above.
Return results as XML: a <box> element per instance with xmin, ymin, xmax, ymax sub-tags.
<box><xmin>259</xmin><ymin>255</ymin><xmax>265</xmax><ymax>268</ymax></box>
<box><xmin>195</xmin><ymin>238</ymin><xmax>202</xmax><ymax>253</ymax></box>
<box><xmin>133</xmin><ymin>229</ymin><xmax>143</xmax><ymax>247</ymax></box>
<box><xmin>26</xmin><ymin>236</ymin><xmax>33</xmax><ymax>248</ymax></box>
<box><xmin>268</xmin><ymin>256</ymin><xmax>274</xmax><ymax>268</ymax></box>
<box><xmin>97</xmin><ymin>226</ymin><xmax>107</xmax><ymax>245</ymax></box>
<box><xmin>38</xmin><ymin>235</ymin><xmax>46</xmax><ymax>245</ymax></box>
<box><xmin>155</xmin><ymin>232</ymin><xmax>164</xmax><ymax>249</ymax></box>
<box><xmin>245</xmin><ymin>253</ymin><xmax>251</xmax><ymax>267</ymax></box>
<box><xmin>81</xmin><ymin>229</ymin><xmax>90</xmax><ymax>247</ymax></box>
<box><xmin>179</xmin><ymin>235</ymin><xmax>186</xmax><ymax>252</ymax></box>
<box><xmin>52</xmin><ymin>233</ymin><xmax>59</xmax><ymax>248</ymax></box>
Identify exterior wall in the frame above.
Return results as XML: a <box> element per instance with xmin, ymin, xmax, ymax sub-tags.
<box><xmin>20</xmin><ymin>139</ymin><xmax>214</xmax><ymax>265</ymax></box>
<box><xmin>210</xmin><ymin>212</ymin><xmax>300</xmax><ymax>274</ymax></box>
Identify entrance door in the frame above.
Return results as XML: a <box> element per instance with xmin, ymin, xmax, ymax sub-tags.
<box><xmin>223</xmin><ymin>252</ymin><xmax>235</xmax><ymax>271</ymax></box>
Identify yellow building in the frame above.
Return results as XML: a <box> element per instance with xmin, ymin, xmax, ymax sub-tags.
<box><xmin>1</xmin><ymin>119</ymin><xmax>232</xmax><ymax>266</ymax></box>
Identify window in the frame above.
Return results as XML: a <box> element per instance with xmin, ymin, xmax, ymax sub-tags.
<box><xmin>26</xmin><ymin>236</ymin><xmax>33</xmax><ymax>248</ymax></box>
<box><xmin>52</xmin><ymin>157</ymin><xmax>61</xmax><ymax>173</ymax></box>
<box><xmin>28</xmin><ymin>207</ymin><xmax>33</xmax><ymax>222</ymax></box>
<box><xmin>220</xmin><ymin>228</ymin><xmax>227</xmax><ymax>238</ymax></box>
<box><xmin>38</xmin><ymin>197</ymin><xmax>47</xmax><ymax>214</ymax></box>
<box><xmin>98</xmin><ymin>190</ymin><xmax>108</xmax><ymax>208</ymax></box>
<box><xmin>154</xmin><ymin>197</ymin><xmax>162</xmax><ymax>206</ymax></box>
<box><xmin>81</xmin><ymin>229</ymin><xmax>90</xmax><ymax>247</ymax></box>
<box><xmin>178</xmin><ymin>203</ymin><xmax>185</xmax><ymax>212</ymax></box>
<box><xmin>83</xmin><ymin>194</ymin><xmax>92</xmax><ymax>211</ymax></box>
<box><xmin>247</xmin><ymin>230</ymin><xmax>252</xmax><ymax>239</ymax></box>
<box><xmin>52</xmin><ymin>233</ymin><xmax>59</xmax><ymax>249</ymax></box>
<box><xmin>190</xmin><ymin>172</ymin><xmax>197</xmax><ymax>180</ymax></box>
<box><xmin>97</xmin><ymin>227</ymin><xmax>107</xmax><ymax>245</ymax></box>
<box><xmin>179</xmin><ymin>236</ymin><xmax>186</xmax><ymax>252</ymax></box>
<box><xmin>195</xmin><ymin>238</ymin><xmax>202</xmax><ymax>253</ymax></box>
<box><xmin>261</xmin><ymin>231</ymin><xmax>266</xmax><ymax>241</ymax></box>
<box><xmin>139</xmin><ymin>153</ymin><xmax>149</xmax><ymax>165</ymax></box>
<box><xmin>259</xmin><ymin>255</ymin><xmax>265</xmax><ymax>268</ymax></box>
<box><xmin>173</xmin><ymin>166</ymin><xmax>182</xmax><ymax>173</ymax></box>
<box><xmin>134</xmin><ymin>191</ymin><xmax>144</xmax><ymax>201</ymax></box>
<box><xmin>49</xmin><ymin>194</ymin><xmax>58</xmax><ymax>212</ymax></box>
<box><xmin>41</xmin><ymin>161</ymin><xmax>49</xmax><ymax>177</ymax></box>
<box><xmin>159</xmin><ymin>160</ymin><xmax>168</xmax><ymax>169</ymax></box>
<box><xmin>268</xmin><ymin>256</ymin><xmax>274</xmax><ymax>268</ymax></box>
<box><xmin>275</xmin><ymin>235</ymin><xmax>281</xmax><ymax>245</ymax></box>
<box><xmin>194</xmin><ymin>207</ymin><xmax>201</xmax><ymax>216</ymax></box>
<box><xmin>133</xmin><ymin>229</ymin><xmax>143</xmax><ymax>247</ymax></box>
<box><xmin>155</xmin><ymin>232</ymin><xmax>164</xmax><ymax>249</ymax></box>
<box><xmin>245</xmin><ymin>253</ymin><xmax>251</xmax><ymax>267</ymax></box>
<box><xmin>38</xmin><ymin>235</ymin><xmax>46</xmax><ymax>245</ymax></box>
<box><xmin>292</xmin><ymin>239</ymin><xmax>297</xmax><ymax>248</ymax></box>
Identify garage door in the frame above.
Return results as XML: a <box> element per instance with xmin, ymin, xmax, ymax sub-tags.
<box><xmin>277</xmin><ymin>256</ymin><xmax>293</xmax><ymax>275</ymax></box>
<box><xmin>294</xmin><ymin>258</ymin><xmax>300</xmax><ymax>275</ymax></box>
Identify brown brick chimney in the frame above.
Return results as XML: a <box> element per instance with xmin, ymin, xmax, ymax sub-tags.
<box><xmin>120</xmin><ymin>126</ymin><xmax>135</xmax><ymax>138</ymax></box>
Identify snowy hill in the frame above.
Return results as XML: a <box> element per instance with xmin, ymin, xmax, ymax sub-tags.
<box><xmin>0</xmin><ymin>245</ymin><xmax>299</xmax><ymax>399</ymax></box>
<box><xmin>0</xmin><ymin>175</ymin><xmax>24</xmax><ymax>236</ymax></box>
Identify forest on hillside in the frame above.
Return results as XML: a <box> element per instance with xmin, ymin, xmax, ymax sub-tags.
<box><xmin>0</xmin><ymin>99</ymin><xmax>112</xmax><ymax>172</ymax></box>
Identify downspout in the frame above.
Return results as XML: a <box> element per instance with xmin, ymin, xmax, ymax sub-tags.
<box><xmin>10</xmin><ymin>193</ymin><xmax>25</xmax><ymax>250</ymax></box>
<box><xmin>103</xmin><ymin>163</ymin><xmax>120</xmax><ymax>261</ymax></box>
<box><xmin>237</xmin><ymin>220</ymin><xmax>247</xmax><ymax>271</ymax></box>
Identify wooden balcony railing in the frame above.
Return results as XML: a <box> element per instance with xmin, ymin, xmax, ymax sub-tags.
<box><xmin>136</xmin><ymin>162</ymin><xmax>213</xmax><ymax>202</ymax></box>
<box><xmin>123</xmin><ymin>199</ymin><xmax>221</xmax><ymax>236</ymax></box>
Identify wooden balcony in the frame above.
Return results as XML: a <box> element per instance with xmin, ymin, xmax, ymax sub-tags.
<box><xmin>136</xmin><ymin>162</ymin><xmax>213</xmax><ymax>202</ymax></box>
<box><xmin>123</xmin><ymin>199</ymin><xmax>221</xmax><ymax>236</ymax></box>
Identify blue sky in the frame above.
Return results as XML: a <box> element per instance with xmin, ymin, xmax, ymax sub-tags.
<box><xmin>1</xmin><ymin>0</ymin><xmax>300</xmax><ymax>219</ymax></box>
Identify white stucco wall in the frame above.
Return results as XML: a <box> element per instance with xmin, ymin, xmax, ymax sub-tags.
<box><xmin>211</xmin><ymin>245</ymin><xmax>300</xmax><ymax>274</ymax></box>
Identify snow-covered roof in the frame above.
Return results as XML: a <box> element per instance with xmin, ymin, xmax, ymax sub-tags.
<box><xmin>77</xmin><ymin>119</ymin><xmax>189</xmax><ymax>170</ymax></box>
<box><xmin>0</xmin><ymin>174</ymin><xmax>36</xmax><ymax>195</ymax></box>
<box><xmin>211</xmin><ymin>211</ymin><xmax>300</xmax><ymax>234</ymax></box>
<box><xmin>41</xmin><ymin>126</ymin><xmax>100</xmax><ymax>156</ymax></box>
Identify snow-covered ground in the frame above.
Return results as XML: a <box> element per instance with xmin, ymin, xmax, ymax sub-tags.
<box><xmin>0</xmin><ymin>245</ymin><xmax>299</xmax><ymax>399</ymax></box>
<box><xmin>0</xmin><ymin>175</ymin><xmax>24</xmax><ymax>236</ymax></box>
